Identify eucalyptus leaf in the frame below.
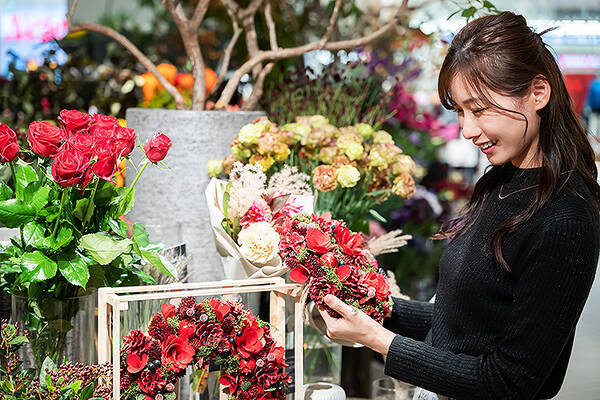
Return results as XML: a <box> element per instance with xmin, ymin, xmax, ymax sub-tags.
<box><xmin>39</xmin><ymin>356</ymin><xmax>57</xmax><ymax>388</ymax></box>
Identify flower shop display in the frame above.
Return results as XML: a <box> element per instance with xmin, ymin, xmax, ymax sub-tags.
<box><xmin>0</xmin><ymin>320</ymin><xmax>112</xmax><ymax>400</ymax></box>
<box><xmin>213</xmin><ymin>116</ymin><xmax>417</xmax><ymax>233</ymax></box>
<box><xmin>0</xmin><ymin>111</ymin><xmax>175</xmax><ymax>370</ymax></box>
<box><xmin>96</xmin><ymin>278</ymin><xmax>303</xmax><ymax>400</ymax></box>
<box><xmin>120</xmin><ymin>297</ymin><xmax>291</xmax><ymax>400</ymax></box>
<box><xmin>66</xmin><ymin>0</ymin><xmax>411</xmax><ymax>111</ymax></box>
<box><xmin>206</xmin><ymin>161</ymin><xmax>313</xmax><ymax>279</ymax></box>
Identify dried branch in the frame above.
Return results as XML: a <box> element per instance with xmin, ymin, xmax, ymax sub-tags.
<box><xmin>67</xmin><ymin>0</ymin><xmax>186</xmax><ymax>109</ymax></box>
<box><xmin>211</xmin><ymin>0</ymin><xmax>243</xmax><ymax>96</ymax></box>
<box><xmin>216</xmin><ymin>0</ymin><xmax>410</xmax><ymax>110</ymax></box>
<box><xmin>242</xmin><ymin>61</ymin><xmax>274</xmax><ymax>111</ymax></box>
<box><xmin>319</xmin><ymin>0</ymin><xmax>342</xmax><ymax>49</ymax></box>
<box><xmin>264</xmin><ymin>1</ymin><xmax>278</xmax><ymax>51</ymax></box>
<box><xmin>162</xmin><ymin>0</ymin><xmax>206</xmax><ymax>110</ymax></box>
<box><xmin>191</xmin><ymin>0</ymin><xmax>210</xmax><ymax>29</ymax></box>
<box><xmin>241</xmin><ymin>0</ymin><xmax>265</xmax><ymax>79</ymax></box>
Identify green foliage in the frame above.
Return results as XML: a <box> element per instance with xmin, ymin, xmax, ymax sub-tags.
<box><xmin>447</xmin><ymin>0</ymin><xmax>501</xmax><ymax>22</ymax></box>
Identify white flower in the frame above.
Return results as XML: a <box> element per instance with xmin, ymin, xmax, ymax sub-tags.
<box><xmin>237</xmin><ymin>222</ymin><xmax>280</xmax><ymax>264</ymax></box>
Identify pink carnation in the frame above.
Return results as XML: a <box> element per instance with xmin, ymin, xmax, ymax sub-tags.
<box><xmin>240</xmin><ymin>199</ymin><xmax>272</xmax><ymax>228</ymax></box>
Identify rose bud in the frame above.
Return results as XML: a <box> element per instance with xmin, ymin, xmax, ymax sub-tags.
<box><xmin>28</xmin><ymin>121</ymin><xmax>63</xmax><ymax>158</ymax></box>
<box><xmin>144</xmin><ymin>132</ymin><xmax>172</xmax><ymax>163</ymax></box>
<box><xmin>0</xmin><ymin>124</ymin><xmax>20</xmax><ymax>162</ymax></box>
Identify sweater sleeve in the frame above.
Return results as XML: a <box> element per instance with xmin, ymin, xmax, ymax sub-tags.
<box><xmin>384</xmin><ymin>218</ymin><xmax>599</xmax><ymax>400</ymax></box>
<box><xmin>383</xmin><ymin>297</ymin><xmax>433</xmax><ymax>341</ymax></box>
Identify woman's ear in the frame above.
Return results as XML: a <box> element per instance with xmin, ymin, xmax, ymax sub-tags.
<box><xmin>530</xmin><ymin>75</ymin><xmax>551</xmax><ymax>111</ymax></box>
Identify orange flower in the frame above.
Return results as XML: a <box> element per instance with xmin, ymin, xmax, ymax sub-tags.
<box><xmin>156</xmin><ymin>63</ymin><xmax>177</xmax><ymax>84</ymax></box>
<box><xmin>175</xmin><ymin>73</ymin><xmax>194</xmax><ymax>90</ymax></box>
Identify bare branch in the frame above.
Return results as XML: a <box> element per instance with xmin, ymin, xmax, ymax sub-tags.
<box><xmin>242</xmin><ymin>62</ymin><xmax>275</xmax><ymax>111</ymax></box>
<box><xmin>216</xmin><ymin>0</ymin><xmax>410</xmax><ymax>109</ymax></box>
<box><xmin>66</xmin><ymin>0</ymin><xmax>79</xmax><ymax>24</ymax></box>
<box><xmin>191</xmin><ymin>0</ymin><xmax>210</xmax><ymax>29</ymax></box>
<box><xmin>264</xmin><ymin>1</ymin><xmax>278</xmax><ymax>51</ymax></box>
<box><xmin>211</xmin><ymin>1</ymin><xmax>243</xmax><ymax>96</ymax></box>
<box><xmin>319</xmin><ymin>0</ymin><xmax>342</xmax><ymax>49</ymax></box>
<box><xmin>162</xmin><ymin>0</ymin><xmax>207</xmax><ymax>110</ymax></box>
<box><xmin>241</xmin><ymin>0</ymin><xmax>265</xmax><ymax>79</ymax></box>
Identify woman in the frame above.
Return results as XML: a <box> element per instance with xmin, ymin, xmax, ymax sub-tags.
<box><xmin>318</xmin><ymin>12</ymin><xmax>600</xmax><ymax>400</ymax></box>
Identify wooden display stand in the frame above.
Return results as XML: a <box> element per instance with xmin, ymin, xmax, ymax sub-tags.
<box><xmin>97</xmin><ymin>277</ymin><xmax>303</xmax><ymax>399</ymax></box>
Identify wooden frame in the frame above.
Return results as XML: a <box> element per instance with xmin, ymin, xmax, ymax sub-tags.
<box><xmin>98</xmin><ymin>277</ymin><xmax>303</xmax><ymax>399</ymax></box>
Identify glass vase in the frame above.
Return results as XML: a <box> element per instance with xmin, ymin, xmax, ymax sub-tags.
<box><xmin>303</xmin><ymin>324</ymin><xmax>342</xmax><ymax>385</ymax></box>
<box><xmin>11</xmin><ymin>291</ymin><xmax>97</xmax><ymax>371</ymax></box>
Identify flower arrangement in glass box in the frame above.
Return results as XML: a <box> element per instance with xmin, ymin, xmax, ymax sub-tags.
<box><xmin>210</xmin><ymin>116</ymin><xmax>417</xmax><ymax>233</ymax></box>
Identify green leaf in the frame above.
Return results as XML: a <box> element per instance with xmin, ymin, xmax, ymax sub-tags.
<box><xmin>8</xmin><ymin>335</ymin><xmax>28</xmax><ymax>345</ymax></box>
<box><xmin>64</xmin><ymin>380</ymin><xmax>82</xmax><ymax>393</ymax></box>
<box><xmin>141</xmin><ymin>250</ymin><xmax>177</xmax><ymax>279</ymax></box>
<box><xmin>30</xmin><ymin>186</ymin><xmax>51</xmax><ymax>212</ymax></box>
<box><xmin>39</xmin><ymin>356</ymin><xmax>57</xmax><ymax>388</ymax></box>
<box><xmin>368</xmin><ymin>209</ymin><xmax>387</xmax><ymax>223</ymax></box>
<box><xmin>111</xmin><ymin>187</ymin><xmax>135</xmax><ymax>217</ymax></box>
<box><xmin>79</xmin><ymin>383</ymin><xmax>95</xmax><ymax>400</ymax></box>
<box><xmin>57</xmin><ymin>250</ymin><xmax>90</xmax><ymax>288</ymax></box>
<box><xmin>0</xmin><ymin>183</ymin><xmax>13</xmax><ymax>200</ymax></box>
<box><xmin>483</xmin><ymin>0</ymin><xmax>496</xmax><ymax>9</ymax></box>
<box><xmin>107</xmin><ymin>218</ymin><xmax>129</xmax><ymax>238</ymax></box>
<box><xmin>47</xmin><ymin>319</ymin><xmax>74</xmax><ymax>333</ymax></box>
<box><xmin>22</xmin><ymin>221</ymin><xmax>45</xmax><ymax>247</ymax></box>
<box><xmin>80</xmin><ymin>234</ymin><xmax>132</xmax><ymax>265</ymax></box>
<box><xmin>0</xmin><ymin>199</ymin><xmax>36</xmax><ymax>227</ymax></box>
<box><xmin>132</xmin><ymin>267</ymin><xmax>157</xmax><ymax>284</ymax></box>
<box><xmin>20</xmin><ymin>251</ymin><xmax>57</xmax><ymax>283</ymax></box>
<box><xmin>73</xmin><ymin>198</ymin><xmax>90</xmax><ymax>221</ymax></box>
<box><xmin>53</xmin><ymin>226</ymin><xmax>74</xmax><ymax>250</ymax></box>
<box><xmin>461</xmin><ymin>6</ymin><xmax>476</xmax><ymax>18</ymax></box>
<box><xmin>14</xmin><ymin>162</ymin><xmax>37</xmax><ymax>200</ymax></box>
<box><xmin>132</xmin><ymin>223</ymin><xmax>150</xmax><ymax>247</ymax></box>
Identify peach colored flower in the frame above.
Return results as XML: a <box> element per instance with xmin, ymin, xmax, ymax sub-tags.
<box><xmin>237</xmin><ymin>222</ymin><xmax>280</xmax><ymax>264</ymax></box>
<box><xmin>312</xmin><ymin>165</ymin><xmax>338</xmax><ymax>192</ymax></box>
<box><xmin>392</xmin><ymin>173</ymin><xmax>416</xmax><ymax>198</ymax></box>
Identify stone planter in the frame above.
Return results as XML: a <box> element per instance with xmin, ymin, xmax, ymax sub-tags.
<box><xmin>125</xmin><ymin>109</ymin><xmax>265</xmax><ymax>282</ymax></box>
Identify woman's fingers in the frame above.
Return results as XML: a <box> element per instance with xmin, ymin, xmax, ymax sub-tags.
<box><xmin>324</xmin><ymin>294</ymin><xmax>357</xmax><ymax>318</ymax></box>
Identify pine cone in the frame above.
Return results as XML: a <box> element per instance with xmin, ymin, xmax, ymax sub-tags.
<box><xmin>178</xmin><ymin>296</ymin><xmax>196</xmax><ymax>319</ymax></box>
<box><xmin>122</xmin><ymin>329</ymin><xmax>151</xmax><ymax>355</ymax></box>
<box><xmin>305</xmin><ymin>254</ymin><xmax>324</xmax><ymax>277</ymax></box>
<box><xmin>146</xmin><ymin>339</ymin><xmax>162</xmax><ymax>361</ymax></box>
<box><xmin>197</xmin><ymin>321</ymin><xmax>223</xmax><ymax>347</ymax></box>
<box><xmin>189</xmin><ymin>338</ymin><xmax>203</xmax><ymax>350</ymax></box>
<box><xmin>309</xmin><ymin>277</ymin><xmax>340</xmax><ymax>318</ymax></box>
<box><xmin>148</xmin><ymin>314</ymin><xmax>174</xmax><ymax>341</ymax></box>
<box><xmin>120</xmin><ymin>372</ymin><xmax>134</xmax><ymax>391</ymax></box>
<box><xmin>221</xmin><ymin>314</ymin><xmax>236</xmax><ymax>334</ymax></box>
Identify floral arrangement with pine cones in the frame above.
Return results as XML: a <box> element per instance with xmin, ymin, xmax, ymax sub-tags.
<box><xmin>120</xmin><ymin>297</ymin><xmax>290</xmax><ymax>400</ymax></box>
<box><xmin>279</xmin><ymin>212</ymin><xmax>392</xmax><ymax>322</ymax></box>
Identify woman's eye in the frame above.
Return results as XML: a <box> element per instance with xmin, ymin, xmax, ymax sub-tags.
<box><xmin>472</xmin><ymin>108</ymin><xmax>487</xmax><ymax>115</ymax></box>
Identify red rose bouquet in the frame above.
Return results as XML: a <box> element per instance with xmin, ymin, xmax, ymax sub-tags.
<box><xmin>0</xmin><ymin>111</ymin><xmax>175</xmax><ymax>370</ymax></box>
<box><xmin>279</xmin><ymin>212</ymin><xmax>392</xmax><ymax>322</ymax></box>
<box><xmin>120</xmin><ymin>297</ymin><xmax>291</xmax><ymax>400</ymax></box>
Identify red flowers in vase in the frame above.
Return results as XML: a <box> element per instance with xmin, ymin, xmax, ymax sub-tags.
<box><xmin>279</xmin><ymin>212</ymin><xmax>392</xmax><ymax>321</ymax></box>
<box><xmin>120</xmin><ymin>297</ymin><xmax>290</xmax><ymax>400</ymax></box>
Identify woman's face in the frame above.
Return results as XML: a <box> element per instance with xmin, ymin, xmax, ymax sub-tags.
<box><xmin>450</xmin><ymin>75</ymin><xmax>545</xmax><ymax>168</ymax></box>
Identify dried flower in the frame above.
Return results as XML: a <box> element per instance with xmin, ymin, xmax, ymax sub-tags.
<box><xmin>391</xmin><ymin>154</ymin><xmax>416</xmax><ymax>176</ymax></box>
<box><xmin>268</xmin><ymin>165</ymin><xmax>312</xmax><ymax>196</ymax></box>
<box><xmin>228</xmin><ymin>162</ymin><xmax>267</xmax><ymax>220</ymax></box>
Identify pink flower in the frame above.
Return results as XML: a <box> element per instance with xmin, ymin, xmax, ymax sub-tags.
<box><xmin>240</xmin><ymin>199</ymin><xmax>272</xmax><ymax>228</ymax></box>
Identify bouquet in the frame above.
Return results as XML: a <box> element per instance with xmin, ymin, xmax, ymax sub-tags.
<box><xmin>120</xmin><ymin>297</ymin><xmax>291</xmax><ymax>400</ymax></box>
<box><xmin>211</xmin><ymin>116</ymin><xmax>417</xmax><ymax>233</ymax></box>
<box><xmin>0</xmin><ymin>111</ymin><xmax>175</xmax><ymax>369</ymax></box>
<box><xmin>206</xmin><ymin>162</ymin><xmax>313</xmax><ymax>279</ymax></box>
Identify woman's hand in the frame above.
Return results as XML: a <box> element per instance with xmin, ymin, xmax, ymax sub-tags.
<box><xmin>317</xmin><ymin>294</ymin><xmax>396</xmax><ymax>356</ymax></box>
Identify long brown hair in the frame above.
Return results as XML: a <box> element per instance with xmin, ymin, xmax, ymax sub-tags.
<box><xmin>435</xmin><ymin>11</ymin><xmax>600</xmax><ymax>271</ymax></box>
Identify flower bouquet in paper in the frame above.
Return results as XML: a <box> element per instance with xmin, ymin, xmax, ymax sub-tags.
<box><xmin>205</xmin><ymin>162</ymin><xmax>314</xmax><ymax>279</ymax></box>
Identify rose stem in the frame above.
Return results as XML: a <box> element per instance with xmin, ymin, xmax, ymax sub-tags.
<box><xmin>52</xmin><ymin>189</ymin><xmax>68</xmax><ymax>238</ymax></box>
<box><xmin>81</xmin><ymin>179</ymin><xmax>100</xmax><ymax>234</ymax></box>
<box><xmin>9</xmin><ymin>161</ymin><xmax>17</xmax><ymax>186</ymax></box>
<box><xmin>123</xmin><ymin>158</ymin><xmax>149</xmax><ymax>200</ymax></box>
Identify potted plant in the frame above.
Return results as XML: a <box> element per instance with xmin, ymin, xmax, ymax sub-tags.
<box><xmin>0</xmin><ymin>112</ymin><xmax>174</xmax><ymax>371</ymax></box>
<box><xmin>64</xmin><ymin>0</ymin><xmax>411</xmax><ymax>278</ymax></box>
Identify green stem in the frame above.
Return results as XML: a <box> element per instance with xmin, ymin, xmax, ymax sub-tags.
<box><xmin>9</xmin><ymin>161</ymin><xmax>17</xmax><ymax>186</ymax></box>
<box><xmin>81</xmin><ymin>179</ymin><xmax>99</xmax><ymax>234</ymax></box>
<box><xmin>52</xmin><ymin>190</ymin><xmax>67</xmax><ymax>238</ymax></box>
<box><xmin>124</xmin><ymin>159</ymin><xmax>149</xmax><ymax>199</ymax></box>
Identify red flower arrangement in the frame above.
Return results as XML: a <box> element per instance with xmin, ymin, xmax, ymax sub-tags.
<box><xmin>120</xmin><ymin>297</ymin><xmax>291</xmax><ymax>400</ymax></box>
<box><xmin>279</xmin><ymin>212</ymin><xmax>392</xmax><ymax>321</ymax></box>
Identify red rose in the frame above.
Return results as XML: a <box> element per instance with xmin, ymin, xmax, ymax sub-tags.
<box><xmin>289</xmin><ymin>265</ymin><xmax>309</xmax><ymax>284</ymax></box>
<box><xmin>91</xmin><ymin>113</ymin><xmax>119</xmax><ymax>131</ymax></box>
<box><xmin>51</xmin><ymin>147</ymin><xmax>91</xmax><ymax>187</ymax></box>
<box><xmin>305</xmin><ymin>228</ymin><xmax>334</xmax><ymax>254</ymax></box>
<box><xmin>219</xmin><ymin>374</ymin><xmax>238</xmax><ymax>394</ymax></box>
<box><xmin>28</xmin><ymin>121</ymin><xmax>63</xmax><ymax>157</ymax></box>
<box><xmin>235</xmin><ymin>324</ymin><xmax>264</xmax><ymax>359</ymax></box>
<box><xmin>91</xmin><ymin>142</ymin><xmax>118</xmax><ymax>180</ymax></box>
<box><xmin>0</xmin><ymin>124</ymin><xmax>20</xmax><ymax>162</ymax></box>
<box><xmin>358</xmin><ymin>271</ymin><xmax>390</xmax><ymax>303</ymax></box>
<box><xmin>58</xmin><ymin>109</ymin><xmax>91</xmax><ymax>135</ymax></box>
<box><xmin>161</xmin><ymin>335</ymin><xmax>194</xmax><ymax>372</ymax></box>
<box><xmin>208</xmin><ymin>298</ymin><xmax>231</xmax><ymax>321</ymax></box>
<box><xmin>334</xmin><ymin>225</ymin><xmax>363</xmax><ymax>255</ymax></box>
<box><xmin>126</xmin><ymin>353</ymin><xmax>148</xmax><ymax>373</ymax></box>
<box><xmin>161</xmin><ymin>303</ymin><xmax>176</xmax><ymax>319</ymax></box>
<box><xmin>144</xmin><ymin>132</ymin><xmax>172</xmax><ymax>163</ymax></box>
<box><xmin>63</xmin><ymin>132</ymin><xmax>94</xmax><ymax>156</ymax></box>
<box><xmin>114</xmin><ymin>125</ymin><xmax>137</xmax><ymax>157</ymax></box>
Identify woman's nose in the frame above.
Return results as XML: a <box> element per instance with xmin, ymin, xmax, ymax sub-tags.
<box><xmin>461</xmin><ymin>114</ymin><xmax>482</xmax><ymax>141</ymax></box>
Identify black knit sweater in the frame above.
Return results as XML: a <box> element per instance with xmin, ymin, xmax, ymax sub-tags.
<box><xmin>383</xmin><ymin>163</ymin><xmax>600</xmax><ymax>400</ymax></box>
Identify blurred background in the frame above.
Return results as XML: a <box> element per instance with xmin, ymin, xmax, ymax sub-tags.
<box><xmin>1</xmin><ymin>0</ymin><xmax>599</xmax><ymax>398</ymax></box>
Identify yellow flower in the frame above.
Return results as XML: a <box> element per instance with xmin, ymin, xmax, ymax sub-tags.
<box><xmin>250</xmin><ymin>154</ymin><xmax>274</xmax><ymax>171</ymax></box>
<box><xmin>296</xmin><ymin>115</ymin><xmax>329</xmax><ymax>129</ymax></box>
<box><xmin>206</xmin><ymin>159</ymin><xmax>224</xmax><ymax>177</ymax></box>
<box><xmin>343</xmin><ymin>142</ymin><xmax>364</xmax><ymax>161</ymax></box>
<box><xmin>281</xmin><ymin>123</ymin><xmax>310</xmax><ymax>141</ymax></box>
<box><xmin>392</xmin><ymin>155</ymin><xmax>416</xmax><ymax>176</ymax></box>
<box><xmin>231</xmin><ymin>145</ymin><xmax>251</xmax><ymax>159</ymax></box>
<box><xmin>238</xmin><ymin>123</ymin><xmax>265</xmax><ymax>145</ymax></box>
<box><xmin>273</xmin><ymin>142</ymin><xmax>291</xmax><ymax>161</ymax></box>
<box><xmin>237</xmin><ymin>222</ymin><xmax>280</xmax><ymax>264</ymax></box>
<box><xmin>318</xmin><ymin>146</ymin><xmax>339</xmax><ymax>164</ymax></box>
<box><xmin>336</xmin><ymin>165</ymin><xmax>361</xmax><ymax>188</ymax></box>
<box><xmin>373</xmin><ymin>130</ymin><xmax>395</xmax><ymax>144</ymax></box>
<box><xmin>356</xmin><ymin>123</ymin><xmax>374</xmax><ymax>139</ymax></box>
<box><xmin>312</xmin><ymin>165</ymin><xmax>338</xmax><ymax>192</ymax></box>
<box><xmin>369</xmin><ymin>146</ymin><xmax>388</xmax><ymax>169</ymax></box>
<box><xmin>392</xmin><ymin>173</ymin><xmax>416</xmax><ymax>198</ymax></box>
